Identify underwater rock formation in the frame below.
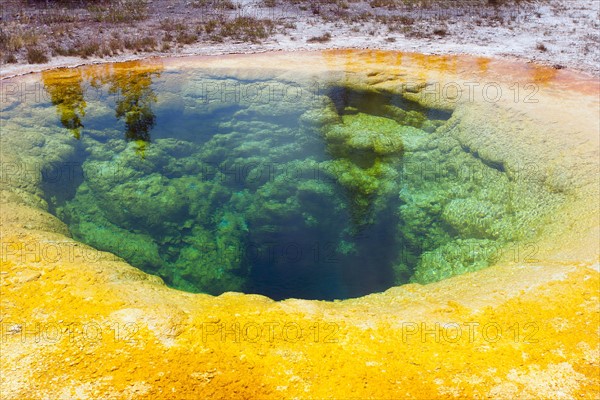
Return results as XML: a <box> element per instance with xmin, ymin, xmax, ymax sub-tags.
<box><xmin>31</xmin><ymin>57</ymin><xmax>573</xmax><ymax>300</ymax></box>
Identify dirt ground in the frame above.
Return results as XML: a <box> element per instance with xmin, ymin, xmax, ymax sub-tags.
<box><xmin>1</xmin><ymin>0</ymin><xmax>599</xmax><ymax>78</ymax></box>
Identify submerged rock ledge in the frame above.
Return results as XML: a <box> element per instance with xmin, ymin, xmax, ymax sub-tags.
<box><xmin>1</xmin><ymin>50</ymin><xmax>598</xmax><ymax>399</ymax></box>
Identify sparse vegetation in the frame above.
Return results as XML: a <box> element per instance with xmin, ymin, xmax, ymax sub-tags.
<box><xmin>433</xmin><ymin>28</ymin><xmax>448</xmax><ymax>37</ymax></box>
<box><xmin>370</xmin><ymin>0</ymin><xmax>399</xmax><ymax>9</ymax></box>
<box><xmin>176</xmin><ymin>31</ymin><xmax>198</xmax><ymax>45</ymax></box>
<box><xmin>160</xmin><ymin>18</ymin><xmax>187</xmax><ymax>33</ymax></box>
<box><xmin>4</xmin><ymin>53</ymin><xmax>18</xmax><ymax>64</ymax></box>
<box><xmin>204</xmin><ymin>19</ymin><xmax>220</xmax><ymax>35</ymax></box>
<box><xmin>123</xmin><ymin>36</ymin><xmax>157</xmax><ymax>52</ymax></box>
<box><xmin>307</xmin><ymin>32</ymin><xmax>332</xmax><ymax>43</ymax></box>
<box><xmin>88</xmin><ymin>0</ymin><xmax>149</xmax><ymax>23</ymax></box>
<box><xmin>109</xmin><ymin>36</ymin><xmax>124</xmax><ymax>53</ymax></box>
<box><xmin>0</xmin><ymin>0</ymin><xmax>595</xmax><ymax>73</ymax></box>
<box><xmin>219</xmin><ymin>17</ymin><xmax>275</xmax><ymax>43</ymax></box>
<box><xmin>77</xmin><ymin>40</ymin><xmax>101</xmax><ymax>59</ymax></box>
<box><xmin>26</xmin><ymin>46</ymin><xmax>48</xmax><ymax>64</ymax></box>
<box><xmin>193</xmin><ymin>0</ymin><xmax>236</xmax><ymax>10</ymax></box>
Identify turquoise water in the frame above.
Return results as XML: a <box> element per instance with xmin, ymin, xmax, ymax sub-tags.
<box><xmin>6</xmin><ymin>61</ymin><xmax>555</xmax><ymax>300</ymax></box>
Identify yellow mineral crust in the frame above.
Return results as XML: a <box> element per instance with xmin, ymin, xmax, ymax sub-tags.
<box><xmin>1</xmin><ymin>50</ymin><xmax>598</xmax><ymax>399</ymax></box>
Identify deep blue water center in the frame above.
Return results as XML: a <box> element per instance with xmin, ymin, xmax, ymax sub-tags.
<box><xmin>36</xmin><ymin>63</ymin><xmax>466</xmax><ymax>300</ymax></box>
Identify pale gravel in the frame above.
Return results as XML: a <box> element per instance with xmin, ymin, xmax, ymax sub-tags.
<box><xmin>1</xmin><ymin>0</ymin><xmax>598</xmax><ymax>79</ymax></box>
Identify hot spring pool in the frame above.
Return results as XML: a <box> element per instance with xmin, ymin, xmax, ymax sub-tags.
<box><xmin>1</xmin><ymin>51</ymin><xmax>598</xmax><ymax>399</ymax></box>
<box><xmin>0</xmin><ymin>52</ymin><xmax>591</xmax><ymax>300</ymax></box>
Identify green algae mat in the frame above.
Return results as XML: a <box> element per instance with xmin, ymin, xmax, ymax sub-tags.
<box><xmin>0</xmin><ymin>54</ymin><xmax>570</xmax><ymax>300</ymax></box>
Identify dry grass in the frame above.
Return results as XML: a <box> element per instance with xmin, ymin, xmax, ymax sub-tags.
<box><xmin>77</xmin><ymin>40</ymin><xmax>102</xmax><ymax>58</ymax></box>
<box><xmin>218</xmin><ymin>17</ymin><xmax>275</xmax><ymax>43</ymax></box>
<box><xmin>0</xmin><ymin>24</ymin><xmax>43</xmax><ymax>64</ymax></box>
<box><xmin>193</xmin><ymin>0</ymin><xmax>237</xmax><ymax>9</ymax></box>
<box><xmin>433</xmin><ymin>27</ymin><xmax>448</xmax><ymax>36</ymax></box>
<box><xmin>35</xmin><ymin>9</ymin><xmax>79</xmax><ymax>24</ymax></box>
<box><xmin>0</xmin><ymin>26</ymin><xmax>40</xmax><ymax>52</ymax></box>
<box><xmin>0</xmin><ymin>0</ymin><xmax>573</xmax><ymax>67</ymax></box>
<box><xmin>307</xmin><ymin>32</ymin><xmax>332</xmax><ymax>43</ymax></box>
<box><xmin>369</xmin><ymin>0</ymin><xmax>400</xmax><ymax>9</ymax></box>
<box><xmin>48</xmin><ymin>32</ymin><xmax>157</xmax><ymax>59</ymax></box>
<box><xmin>176</xmin><ymin>31</ymin><xmax>199</xmax><ymax>45</ymax></box>
<box><xmin>159</xmin><ymin>18</ymin><xmax>188</xmax><ymax>33</ymax></box>
<box><xmin>88</xmin><ymin>0</ymin><xmax>149</xmax><ymax>23</ymax></box>
<box><xmin>4</xmin><ymin>53</ymin><xmax>18</xmax><ymax>63</ymax></box>
<box><xmin>26</xmin><ymin>46</ymin><xmax>48</xmax><ymax>63</ymax></box>
<box><xmin>123</xmin><ymin>36</ymin><xmax>157</xmax><ymax>52</ymax></box>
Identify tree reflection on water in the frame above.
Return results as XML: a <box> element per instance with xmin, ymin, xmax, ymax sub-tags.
<box><xmin>42</xmin><ymin>61</ymin><xmax>163</xmax><ymax>156</ymax></box>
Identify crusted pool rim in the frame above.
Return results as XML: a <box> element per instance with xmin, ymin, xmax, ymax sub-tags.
<box><xmin>1</xmin><ymin>50</ymin><xmax>599</xmax><ymax>399</ymax></box>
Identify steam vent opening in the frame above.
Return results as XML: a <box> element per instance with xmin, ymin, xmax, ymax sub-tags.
<box><xmin>16</xmin><ymin>60</ymin><xmax>562</xmax><ymax>301</ymax></box>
